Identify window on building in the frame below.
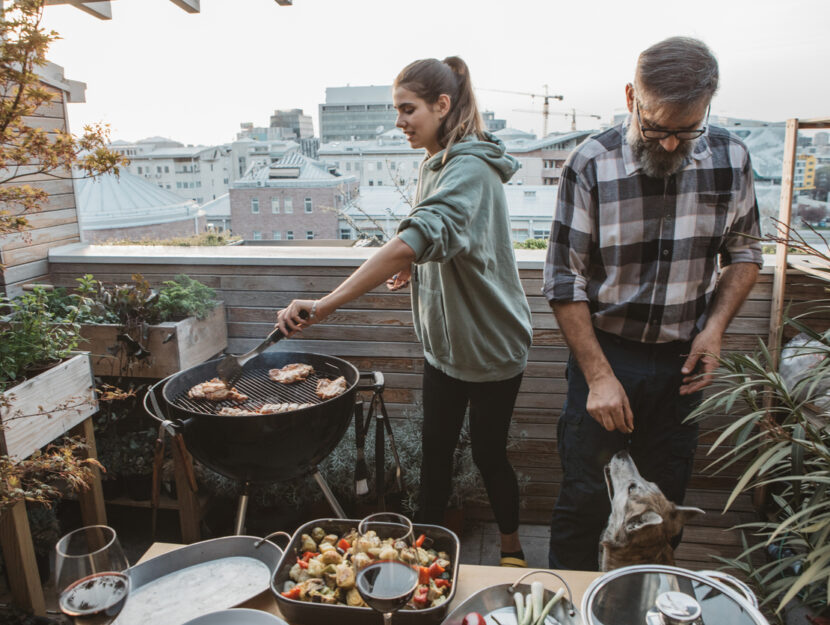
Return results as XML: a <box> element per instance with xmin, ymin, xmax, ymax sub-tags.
<box><xmin>271</xmin><ymin>197</ymin><xmax>280</xmax><ymax>213</ymax></box>
<box><xmin>196</xmin><ymin>181</ymin><xmax>201</xmax><ymax>188</ymax></box>
<box><xmin>369</xmin><ymin>180</ymin><xmax>374</xmax><ymax>186</ymax></box>
<box><xmin>390</xmin><ymin>162</ymin><xmax>396</xmax><ymax>170</ymax></box>
<box><xmin>367</xmin><ymin>162</ymin><xmax>373</xmax><ymax>171</ymax></box>
<box><xmin>137</xmin><ymin>166</ymin><xmax>143</xmax><ymax>174</ymax></box>
<box><xmin>166</xmin><ymin>185</ymin><xmax>171</xmax><ymax>189</ymax></box>
<box><xmin>304</xmin><ymin>198</ymin><xmax>312</xmax><ymax>213</ymax></box>
<box><xmin>176</xmin><ymin>182</ymin><xmax>182</xmax><ymax>189</ymax></box>
<box><xmin>413</xmin><ymin>161</ymin><xmax>418</xmax><ymax>169</ymax></box>
<box><xmin>164</xmin><ymin>166</ymin><xmax>170</xmax><ymax>173</ymax></box>
<box><xmin>156</xmin><ymin>166</ymin><xmax>162</xmax><ymax>173</ymax></box>
<box><xmin>533</xmin><ymin>228</ymin><xmax>550</xmax><ymax>239</ymax></box>
<box><xmin>251</xmin><ymin>198</ymin><xmax>260</xmax><ymax>213</ymax></box>
<box><xmin>377</xmin><ymin>161</ymin><xmax>383</xmax><ymax>171</ymax></box>
<box><xmin>306</xmin><ymin>231</ymin><xmax>314</xmax><ymax>240</ymax></box>
<box><xmin>377</xmin><ymin>180</ymin><xmax>383</xmax><ymax>186</ymax></box>
<box><xmin>346</xmin><ymin>162</ymin><xmax>351</xmax><ymax>171</ymax></box>
<box><xmin>273</xmin><ymin>231</ymin><xmax>281</xmax><ymax>240</ymax></box>
<box><xmin>284</xmin><ymin>198</ymin><xmax>293</xmax><ymax>213</ymax></box>
<box><xmin>286</xmin><ymin>230</ymin><xmax>294</xmax><ymax>240</ymax></box>
<box><xmin>524</xmin><ymin>190</ymin><xmax>536</xmax><ymax>198</ymax></box>
<box><xmin>223</xmin><ymin>178</ymin><xmax>229</xmax><ymax>184</ymax></box>
<box><xmin>253</xmin><ymin>231</ymin><xmax>262</xmax><ymax>240</ymax></box>
<box><xmin>340</xmin><ymin>228</ymin><xmax>352</xmax><ymax>240</ymax></box>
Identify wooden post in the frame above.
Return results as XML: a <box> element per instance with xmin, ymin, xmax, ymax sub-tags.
<box><xmin>0</xmin><ymin>501</ymin><xmax>46</xmax><ymax>615</ymax></box>
<box><xmin>767</xmin><ymin>118</ymin><xmax>799</xmax><ymax>367</ymax></box>
<box><xmin>71</xmin><ymin>416</ymin><xmax>107</xmax><ymax>527</ymax></box>
<box><xmin>170</xmin><ymin>435</ymin><xmax>201</xmax><ymax>544</ymax></box>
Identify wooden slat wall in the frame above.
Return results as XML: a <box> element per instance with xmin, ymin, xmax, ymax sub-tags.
<box><xmin>46</xmin><ymin>257</ymin><xmax>826</xmax><ymax>570</ymax></box>
<box><xmin>0</xmin><ymin>86</ymin><xmax>81</xmax><ymax>297</ymax></box>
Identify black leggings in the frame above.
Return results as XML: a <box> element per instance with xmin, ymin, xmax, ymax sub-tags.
<box><xmin>417</xmin><ymin>360</ymin><xmax>524</xmax><ymax>534</ymax></box>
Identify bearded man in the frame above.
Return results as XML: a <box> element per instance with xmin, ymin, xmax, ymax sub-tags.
<box><xmin>543</xmin><ymin>37</ymin><xmax>762</xmax><ymax>570</ymax></box>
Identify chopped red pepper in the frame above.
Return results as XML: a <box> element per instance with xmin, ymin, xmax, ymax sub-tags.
<box><xmin>434</xmin><ymin>578</ymin><xmax>451</xmax><ymax>588</ymax></box>
<box><xmin>281</xmin><ymin>586</ymin><xmax>302</xmax><ymax>599</ymax></box>
<box><xmin>301</xmin><ymin>551</ymin><xmax>318</xmax><ymax>561</ymax></box>
<box><xmin>296</xmin><ymin>557</ymin><xmax>309</xmax><ymax>569</ymax></box>
<box><xmin>428</xmin><ymin>561</ymin><xmax>444</xmax><ymax>578</ymax></box>
<box><xmin>412</xmin><ymin>586</ymin><xmax>429</xmax><ymax>607</ymax></box>
<box><xmin>415</xmin><ymin>533</ymin><xmax>426</xmax><ymax>548</ymax></box>
<box><xmin>337</xmin><ymin>538</ymin><xmax>351</xmax><ymax>551</ymax></box>
<box><xmin>418</xmin><ymin>566</ymin><xmax>430</xmax><ymax>585</ymax></box>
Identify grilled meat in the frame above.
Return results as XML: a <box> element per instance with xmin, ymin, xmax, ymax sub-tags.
<box><xmin>269</xmin><ymin>363</ymin><xmax>315</xmax><ymax>384</ymax></box>
<box><xmin>259</xmin><ymin>402</ymin><xmax>313</xmax><ymax>414</ymax></box>
<box><xmin>218</xmin><ymin>406</ymin><xmax>260</xmax><ymax>416</ymax></box>
<box><xmin>316</xmin><ymin>376</ymin><xmax>347</xmax><ymax>400</ymax></box>
<box><xmin>188</xmin><ymin>378</ymin><xmax>248</xmax><ymax>402</ymax></box>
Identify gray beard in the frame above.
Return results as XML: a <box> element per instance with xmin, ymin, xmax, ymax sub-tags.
<box><xmin>626</xmin><ymin>122</ymin><xmax>696</xmax><ymax>179</ymax></box>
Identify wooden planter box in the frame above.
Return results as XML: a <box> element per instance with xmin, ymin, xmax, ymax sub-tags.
<box><xmin>0</xmin><ymin>352</ymin><xmax>98</xmax><ymax>462</ymax></box>
<box><xmin>80</xmin><ymin>302</ymin><xmax>227</xmax><ymax>378</ymax></box>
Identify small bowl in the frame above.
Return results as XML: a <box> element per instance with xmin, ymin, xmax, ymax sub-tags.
<box><xmin>181</xmin><ymin>608</ymin><xmax>288</xmax><ymax>625</ymax></box>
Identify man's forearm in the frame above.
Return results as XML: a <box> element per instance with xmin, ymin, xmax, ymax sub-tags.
<box><xmin>704</xmin><ymin>262</ymin><xmax>760</xmax><ymax>335</ymax></box>
<box><xmin>552</xmin><ymin>301</ymin><xmax>614</xmax><ymax>384</ymax></box>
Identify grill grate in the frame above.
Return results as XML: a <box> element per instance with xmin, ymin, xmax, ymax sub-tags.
<box><xmin>172</xmin><ymin>367</ymin><xmax>337</xmax><ymax>415</ymax></box>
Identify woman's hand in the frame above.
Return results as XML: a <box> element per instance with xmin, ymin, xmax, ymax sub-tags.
<box><xmin>276</xmin><ymin>299</ymin><xmax>325</xmax><ymax>336</ymax></box>
<box><xmin>386</xmin><ymin>268</ymin><xmax>411</xmax><ymax>291</ymax></box>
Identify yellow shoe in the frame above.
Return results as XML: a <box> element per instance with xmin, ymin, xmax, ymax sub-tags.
<box><xmin>499</xmin><ymin>556</ymin><xmax>527</xmax><ymax>568</ymax></box>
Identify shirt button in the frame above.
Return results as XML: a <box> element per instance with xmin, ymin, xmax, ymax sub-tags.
<box><xmin>662</xmin><ymin>249</ymin><xmax>669</xmax><ymax>256</ymax></box>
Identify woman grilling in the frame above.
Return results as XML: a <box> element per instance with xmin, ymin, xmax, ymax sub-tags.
<box><xmin>276</xmin><ymin>56</ymin><xmax>533</xmax><ymax>568</ymax></box>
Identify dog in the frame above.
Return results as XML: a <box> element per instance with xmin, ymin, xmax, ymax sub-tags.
<box><xmin>599</xmin><ymin>450</ymin><xmax>704</xmax><ymax>571</ymax></box>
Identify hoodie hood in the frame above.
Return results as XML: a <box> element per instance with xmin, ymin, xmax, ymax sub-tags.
<box><xmin>424</xmin><ymin>131</ymin><xmax>519</xmax><ymax>183</ymax></box>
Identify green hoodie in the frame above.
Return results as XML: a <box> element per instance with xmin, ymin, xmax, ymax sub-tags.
<box><xmin>396</xmin><ymin>132</ymin><xmax>532</xmax><ymax>382</ymax></box>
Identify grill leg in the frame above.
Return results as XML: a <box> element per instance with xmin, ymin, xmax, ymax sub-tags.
<box><xmin>313</xmin><ymin>469</ymin><xmax>346</xmax><ymax>519</ymax></box>
<box><xmin>234</xmin><ymin>482</ymin><xmax>251</xmax><ymax>535</ymax></box>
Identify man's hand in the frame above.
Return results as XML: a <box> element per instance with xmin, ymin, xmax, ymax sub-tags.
<box><xmin>587</xmin><ymin>374</ymin><xmax>634</xmax><ymax>433</ymax></box>
<box><xmin>680</xmin><ymin>329</ymin><xmax>722</xmax><ymax>395</ymax></box>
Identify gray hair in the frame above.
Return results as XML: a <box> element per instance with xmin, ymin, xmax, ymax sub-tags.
<box><xmin>635</xmin><ymin>37</ymin><xmax>719</xmax><ymax>107</ymax></box>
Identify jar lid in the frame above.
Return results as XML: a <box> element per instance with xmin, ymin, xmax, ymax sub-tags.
<box><xmin>581</xmin><ymin>565</ymin><xmax>768</xmax><ymax>625</ymax></box>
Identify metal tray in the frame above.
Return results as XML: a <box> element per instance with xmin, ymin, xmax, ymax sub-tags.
<box><xmin>114</xmin><ymin>535</ymin><xmax>283</xmax><ymax>625</ymax></box>
<box><xmin>271</xmin><ymin>518</ymin><xmax>461</xmax><ymax>625</ymax></box>
<box><xmin>440</xmin><ymin>571</ymin><xmax>583</xmax><ymax>625</ymax></box>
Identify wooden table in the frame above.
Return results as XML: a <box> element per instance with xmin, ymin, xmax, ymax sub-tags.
<box><xmin>140</xmin><ymin>542</ymin><xmax>601</xmax><ymax>622</ymax></box>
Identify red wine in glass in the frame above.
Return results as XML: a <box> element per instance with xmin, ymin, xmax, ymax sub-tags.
<box><xmin>356</xmin><ymin>560</ymin><xmax>419</xmax><ymax>614</ymax></box>
<box><xmin>59</xmin><ymin>572</ymin><xmax>129</xmax><ymax>625</ymax></box>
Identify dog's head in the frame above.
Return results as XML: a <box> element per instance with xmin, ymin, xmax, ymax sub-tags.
<box><xmin>600</xmin><ymin>450</ymin><xmax>704</xmax><ymax>571</ymax></box>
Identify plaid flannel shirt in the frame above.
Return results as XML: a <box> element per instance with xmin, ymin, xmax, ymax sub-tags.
<box><xmin>543</xmin><ymin>120</ymin><xmax>762</xmax><ymax>343</ymax></box>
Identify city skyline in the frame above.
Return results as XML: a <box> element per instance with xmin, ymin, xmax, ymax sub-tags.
<box><xmin>41</xmin><ymin>0</ymin><xmax>830</xmax><ymax>147</ymax></box>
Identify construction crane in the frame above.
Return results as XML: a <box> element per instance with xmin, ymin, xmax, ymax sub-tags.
<box><xmin>513</xmin><ymin>107</ymin><xmax>602</xmax><ymax>132</ymax></box>
<box><xmin>478</xmin><ymin>85</ymin><xmax>563</xmax><ymax>136</ymax></box>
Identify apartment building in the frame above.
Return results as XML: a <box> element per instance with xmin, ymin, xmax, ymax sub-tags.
<box><xmin>318</xmin><ymin>128</ymin><xmax>421</xmax><ymax>188</ymax></box>
<box><xmin>229</xmin><ymin>152</ymin><xmax>358</xmax><ymax>240</ymax></box>
<box><xmin>319</xmin><ymin>85</ymin><xmax>397</xmax><ymax>143</ymax></box>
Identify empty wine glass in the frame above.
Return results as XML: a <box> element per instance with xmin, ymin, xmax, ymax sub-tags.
<box><xmin>55</xmin><ymin>525</ymin><xmax>130</xmax><ymax>625</ymax></box>
<box><xmin>355</xmin><ymin>512</ymin><xmax>419</xmax><ymax>625</ymax></box>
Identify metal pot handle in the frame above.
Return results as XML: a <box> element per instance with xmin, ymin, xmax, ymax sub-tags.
<box><xmin>698</xmin><ymin>570</ymin><xmax>758</xmax><ymax>607</ymax></box>
<box><xmin>509</xmin><ymin>569</ymin><xmax>577</xmax><ymax>617</ymax></box>
<box><xmin>255</xmin><ymin>531</ymin><xmax>292</xmax><ymax>549</ymax></box>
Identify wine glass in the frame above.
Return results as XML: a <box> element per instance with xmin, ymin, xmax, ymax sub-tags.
<box><xmin>55</xmin><ymin>525</ymin><xmax>130</xmax><ymax>625</ymax></box>
<box><xmin>355</xmin><ymin>512</ymin><xmax>419</xmax><ymax>625</ymax></box>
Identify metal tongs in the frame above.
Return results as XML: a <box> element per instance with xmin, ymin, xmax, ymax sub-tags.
<box><xmin>216</xmin><ymin>309</ymin><xmax>308</xmax><ymax>385</ymax></box>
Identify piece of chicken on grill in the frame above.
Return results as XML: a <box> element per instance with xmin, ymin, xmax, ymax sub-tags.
<box><xmin>218</xmin><ymin>406</ymin><xmax>260</xmax><ymax>416</ymax></box>
<box><xmin>187</xmin><ymin>378</ymin><xmax>248</xmax><ymax>402</ymax></box>
<box><xmin>316</xmin><ymin>376</ymin><xmax>347</xmax><ymax>400</ymax></box>
<box><xmin>268</xmin><ymin>363</ymin><xmax>315</xmax><ymax>384</ymax></box>
<box><xmin>259</xmin><ymin>402</ymin><xmax>314</xmax><ymax>414</ymax></box>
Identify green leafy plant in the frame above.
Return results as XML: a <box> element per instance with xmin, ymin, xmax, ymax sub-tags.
<box><xmin>0</xmin><ymin>286</ymin><xmax>82</xmax><ymax>391</ymax></box>
<box><xmin>688</xmin><ymin>229</ymin><xmax>830</xmax><ymax>617</ymax></box>
<box><xmin>157</xmin><ymin>274</ymin><xmax>217</xmax><ymax>321</ymax></box>
<box><xmin>513</xmin><ymin>238</ymin><xmax>548</xmax><ymax>250</ymax></box>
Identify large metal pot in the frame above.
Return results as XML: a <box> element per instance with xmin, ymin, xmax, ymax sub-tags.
<box><xmin>581</xmin><ymin>564</ymin><xmax>768</xmax><ymax>625</ymax></box>
<box><xmin>145</xmin><ymin>351</ymin><xmax>359</xmax><ymax>483</ymax></box>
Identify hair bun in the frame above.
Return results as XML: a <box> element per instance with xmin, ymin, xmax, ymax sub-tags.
<box><xmin>442</xmin><ymin>56</ymin><xmax>468</xmax><ymax>78</ymax></box>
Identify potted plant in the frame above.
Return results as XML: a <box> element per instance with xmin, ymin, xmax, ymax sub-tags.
<box><xmin>0</xmin><ymin>287</ymin><xmax>98</xmax><ymax>464</ymax></box>
<box><xmin>688</xmin><ymin>232</ymin><xmax>830</xmax><ymax>621</ymax></box>
<box><xmin>48</xmin><ymin>273</ymin><xmax>227</xmax><ymax>378</ymax></box>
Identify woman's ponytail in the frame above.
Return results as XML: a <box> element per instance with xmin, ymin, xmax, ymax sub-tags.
<box><xmin>394</xmin><ymin>56</ymin><xmax>486</xmax><ymax>162</ymax></box>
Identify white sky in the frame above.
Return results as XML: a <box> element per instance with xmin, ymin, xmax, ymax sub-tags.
<box><xmin>41</xmin><ymin>0</ymin><xmax>830</xmax><ymax>147</ymax></box>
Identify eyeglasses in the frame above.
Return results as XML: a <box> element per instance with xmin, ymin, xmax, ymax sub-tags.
<box><xmin>635</xmin><ymin>101</ymin><xmax>709</xmax><ymax>141</ymax></box>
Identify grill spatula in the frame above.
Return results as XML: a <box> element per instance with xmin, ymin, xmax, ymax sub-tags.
<box><xmin>217</xmin><ymin>309</ymin><xmax>308</xmax><ymax>385</ymax></box>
